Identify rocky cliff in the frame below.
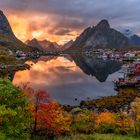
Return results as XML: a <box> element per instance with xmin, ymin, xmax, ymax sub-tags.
<box><xmin>69</xmin><ymin>20</ymin><xmax>129</xmax><ymax>51</ymax></box>
<box><xmin>0</xmin><ymin>10</ymin><xmax>30</xmax><ymax>52</ymax></box>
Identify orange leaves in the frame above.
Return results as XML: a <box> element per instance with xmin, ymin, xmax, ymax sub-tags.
<box><xmin>94</xmin><ymin>112</ymin><xmax>135</xmax><ymax>134</ymax></box>
<box><xmin>131</xmin><ymin>98</ymin><xmax>140</xmax><ymax>121</ymax></box>
<box><xmin>96</xmin><ymin>112</ymin><xmax>116</xmax><ymax>128</ymax></box>
<box><xmin>34</xmin><ymin>101</ymin><xmax>71</xmax><ymax>136</ymax></box>
<box><xmin>20</xmin><ymin>85</ymin><xmax>140</xmax><ymax>136</ymax></box>
<box><xmin>23</xmin><ymin>88</ymin><xmax>72</xmax><ymax>136</ymax></box>
<box><xmin>116</xmin><ymin>114</ymin><xmax>134</xmax><ymax>128</ymax></box>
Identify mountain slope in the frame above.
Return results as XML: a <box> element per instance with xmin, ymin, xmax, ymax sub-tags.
<box><xmin>27</xmin><ymin>38</ymin><xmax>44</xmax><ymax>51</ymax></box>
<box><xmin>69</xmin><ymin>20</ymin><xmax>129</xmax><ymax>51</ymax></box>
<box><xmin>0</xmin><ymin>10</ymin><xmax>30</xmax><ymax>52</ymax></box>
<box><xmin>129</xmin><ymin>34</ymin><xmax>140</xmax><ymax>46</ymax></box>
<box><xmin>61</xmin><ymin>40</ymin><xmax>74</xmax><ymax>51</ymax></box>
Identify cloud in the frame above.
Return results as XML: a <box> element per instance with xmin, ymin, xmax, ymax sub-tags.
<box><xmin>0</xmin><ymin>0</ymin><xmax>140</xmax><ymax>42</ymax></box>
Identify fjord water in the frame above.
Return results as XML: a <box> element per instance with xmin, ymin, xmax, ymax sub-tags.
<box><xmin>13</xmin><ymin>55</ymin><xmax>122</xmax><ymax>105</ymax></box>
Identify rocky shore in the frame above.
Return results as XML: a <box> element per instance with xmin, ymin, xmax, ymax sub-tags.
<box><xmin>63</xmin><ymin>88</ymin><xmax>140</xmax><ymax>113</ymax></box>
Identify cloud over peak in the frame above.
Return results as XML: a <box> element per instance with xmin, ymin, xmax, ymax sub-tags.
<box><xmin>0</xmin><ymin>0</ymin><xmax>140</xmax><ymax>43</ymax></box>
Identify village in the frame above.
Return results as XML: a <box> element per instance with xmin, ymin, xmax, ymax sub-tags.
<box><xmin>83</xmin><ymin>48</ymin><xmax>140</xmax><ymax>61</ymax></box>
<box><xmin>6</xmin><ymin>48</ymin><xmax>140</xmax><ymax>92</ymax></box>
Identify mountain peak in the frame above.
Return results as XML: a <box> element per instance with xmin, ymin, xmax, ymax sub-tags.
<box><xmin>69</xmin><ymin>19</ymin><xmax>129</xmax><ymax>50</ymax></box>
<box><xmin>0</xmin><ymin>10</ymin><xmax>14</xmax><ymax>36</ymax></box>
<box><xmin>96</xmin><ymin>19</ymin><xmax>110</xmax><ymax>29</ymax></box>
<box><xmin>32</xmin><ymin>38</ymin><xmax>38</xmax><ymax>41</ymax></box>
<box><xmin>0</xmin><ymin>10</ymin><xmax>3</xmax><ymax>14</ymax></box>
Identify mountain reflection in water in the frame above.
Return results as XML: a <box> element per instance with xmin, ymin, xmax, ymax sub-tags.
<box><xmin>71</xmin><ymin>55</ymin><xmax>122</xmax><ymax>82</ymax></box>
<box><xmin>13</xmin><ymin>55</ymin><xmax>123</xmax><ymax>105</ymax></box>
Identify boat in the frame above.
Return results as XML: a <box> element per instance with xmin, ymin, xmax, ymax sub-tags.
<box><xmin>113</xmin><ymin>76</ymin><xmax>140</xmax><ymax>90</ymax></box>
<box><xmin>113</xmin><ymin>63</ymin><xmax>140</xmax><ymax>90</ymax></box>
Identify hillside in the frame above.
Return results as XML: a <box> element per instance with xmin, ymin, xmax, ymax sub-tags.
<box><xmin>0</xmin><ymin>10</ymin><xmax>30</xmax><ymax>52</ymax></box>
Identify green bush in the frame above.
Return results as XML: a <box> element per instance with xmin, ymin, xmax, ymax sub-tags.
<box><xmin>0</xmin><ymin>78</ymin><xmax>31</xmax><ymax>140</ymax></box>
<box><xmin>71</xmin><ymin>110</ymin><xmax>95</xmax><ymax>134</ymax></box>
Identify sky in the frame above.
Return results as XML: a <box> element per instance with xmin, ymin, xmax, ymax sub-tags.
<box><xmin>0</xmin><ymin>0</ymin><xmax>140</xmax><ymax>44</ymax></box>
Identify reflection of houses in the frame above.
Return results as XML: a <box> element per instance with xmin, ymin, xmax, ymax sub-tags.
<box><xmin>16</xmin><ymin>51</ymin><xmax>26</xmax><ymax>57</ymax></box>
<box><xmin>83</xmin><ymin>48</ymin><xmax>103</xmax><ymax>57</ymax></box>
<box><xmin>135</xmin><ymin>51</ymin><xmax>140</xmax><ymax>57</ymax></box>
<box><xmin>84</xmin><ymin>50</ymin><xmax>93</xmax><ymax>56</ymax></box>
<box><xmin>82</xmin><ymin>49</ymin><xmax>140</xmax><ymax>61</ymax></box>
<box><xmin>82</xmin><ymin>48</ymin><xmax>93</xmax><ymax>56</ymax></box>
<box><xmin>123</xmin><ymin>52</ymin><xmax>135</xmax><ymax>58</ymax></box>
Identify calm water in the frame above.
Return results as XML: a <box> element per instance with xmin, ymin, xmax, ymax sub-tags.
<box><xmin>13</xmin><ymin>55</ymin><xmax>123</xmax><ymax>105</ymax></box>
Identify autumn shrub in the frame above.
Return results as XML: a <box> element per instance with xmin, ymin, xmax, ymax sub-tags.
<box><xmin>115</xmin><ymin>113</ymin><xmax>135</xmax><ymax>135</ymax></box>
<box><xmin>95</xmin><ymin>112</ymin><xmax>135</xmax><ymax>135</ymax></box>
<box><xmin>131</xmin><ymin>98</ymin><xmax>140</xmax><ymax>135</ymax></box>
<box><xmin>0</xmin><ymin>78</ymin><xmax>31</xmax><ymax>140</ymax></box>
<box><xmin>34</xmin><ymin>101</ymin><xmax>71</xmax><ymax>136</ymax></box>
<box><xmin>95</xmin><ymin>112</ymin><xmax>117</xmax><ymax>133</ymax></box>
<box><xmin>22</xmin><ymin>87</ymin><xmax>72</xmax><ymax>137</ymax></box>
<box><xmin>71</xmin><ymin>110</ymin><xmax>95</xmax><ymax>134</ymax></box>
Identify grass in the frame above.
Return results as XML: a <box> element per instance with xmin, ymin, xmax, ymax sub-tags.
<box><xmin>0</xmin><ymin>33</ymin><xmax>31</xmax><ymax>52</ymax></box>
<box><xmin>0</xmin><ymin>45</ymin><xmax>26</xmax><ymax>65</ymax></box>
<box><xmin>32</xmin><ymin>134</ymin><xmax>140</xmax><ymax>140</ymax></box>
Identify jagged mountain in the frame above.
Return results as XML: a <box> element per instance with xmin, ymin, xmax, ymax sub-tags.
<box><xmin>122</xmin><ymin>29</ymin><xmax>133</xmax><ymax>38</ymax></box>
<box><xmin>61</xmin><ymin>40</ymin><xmax>74</xmax><ymax>51</ymax></box>
<box><xmin>0</xmin><ymin>10</ymin><xmax>30</xmax><ymax>52</ymax></box>
<box><xmin>26</xmin><ymin>38</ymin><xmax>43</xmax><ymax>51</ymax></box>
<box><xmin>27</xmin><ymin>38</ymin><xmax>60</xmax><ymax>51</ymax></box>
<box><xmin>129</xmin><ymin>34</ymin><xmax>140</xmax><ymax>46</ymax></box>
<box><xmin>69</xmin><ymin>20</ymin><xmax>129</xmax><ymax>51</ymax></box>
<box><xmin>121</xmin><ymin>29</ymin><xmax>140</xmax><ymax>46</ymax></box>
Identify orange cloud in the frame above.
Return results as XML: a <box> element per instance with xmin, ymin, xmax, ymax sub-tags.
<box><xmin>7</xmin><ymin>12</ymin><xmax>78</xmax><ymax>44</ymax></box>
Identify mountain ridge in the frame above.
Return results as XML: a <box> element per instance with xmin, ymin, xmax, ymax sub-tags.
<box><xmin>0</xmin><ymin>10</ymin><xmax>30</xmax><ymax>52</ymax></box>
<box><xmin>68</xmin><ymin>19</ymin><xmax>129</xmax><ymax>51</ymax></box>
<box><xmin>26</xmin><ymin>38</ymin><xmax>60</xmax><ymax>51</ymax></box>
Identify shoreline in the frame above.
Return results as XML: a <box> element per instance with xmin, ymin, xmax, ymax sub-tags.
<box><xmin>63</xmin><ymin>88</ymin><xmax>140</xmax><ymax>113</ymax></box>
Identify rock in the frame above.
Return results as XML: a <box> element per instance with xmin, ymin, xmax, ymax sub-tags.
<box><xmin>70</xmin><ymin>107</ymin><xmax>82</xmax><ymax>115</ymax></box>
<box><xmin>0</xmin><ymin>10</ymin><xmax>14</xmax><ymax>36</ymax></box>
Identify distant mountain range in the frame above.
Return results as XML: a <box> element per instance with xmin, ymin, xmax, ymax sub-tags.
<box><xmin>27</xmin><ymin>22</ymin><xmax>140</xmax><ymax>52</ymax></box>
<box><xmin>1</xmin><ymin>9</ymin><xmax>140</xmax><ymax>53</ymax></box>
<box><xmin>26</xmin><ymin>38</ymin><xmax>60</xmax><ymax>51</ymax></box>
<box><xmin>26</xmin><ymin>38</ymin><xmax>74</xmax><ymax>51</ymax></box>
<box><xmin>122</xmin><ymin>29</ymin><xmax>140</xmax><ymax>46</ymax></box>
<box><xmin>26</xmin><ymin>20</ymin><xmax>140</xmax><ymax>52</ymax></box>
<box><xmin>0</xmin><ymin>10</ymin><xmax>30</xmax><ymax>52</ymax></box>
<box><xmin>129</xmin><ymin>35</ymin><xmax>140</xmax><ymax>46</ymax></box>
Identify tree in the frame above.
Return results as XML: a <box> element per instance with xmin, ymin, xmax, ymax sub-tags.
<box><xmin>0</xmin><ymin>78</ymin><xmax>31</xmax><ymax>140</ymax></box>
<box><xmin>131</xmin><ymin>98</ymin><xmax>140</xmax><ymax>135</ymax></box>
<box><xmin>29</xmin><ymin>89</ymin><xmax>71</xmax><ymax>136</ymax></box>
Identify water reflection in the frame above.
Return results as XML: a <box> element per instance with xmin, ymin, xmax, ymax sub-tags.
<box><xmin>71</xmin><ymin>55</ymin><xmax>122</xmax><ymax>82</ymax></box>
<box><xmin>13</xmin><ymin>55</ymin><xmax>123</xmax><ymax>105</ymax></box>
